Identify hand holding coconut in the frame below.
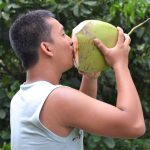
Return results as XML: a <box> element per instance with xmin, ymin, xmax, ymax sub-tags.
<box><xmin>94</xmin><ymin>27</ymin><xmax>131</xmax><ymax>71</ymax></box>
<box><xmin>79</xmin><ymin>27</ymin><xmax>131</xmax><ymax>101</ymax></box>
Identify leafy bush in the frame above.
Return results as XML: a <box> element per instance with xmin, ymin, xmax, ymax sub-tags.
<box><xmin>0</xmin><ymin>142</ymin><xmax>10</xmax><ymax>150</ymax></box>
<box><xmin>0</xmin><ymin>0</ymin><xmax>150</xmax><ymax>149</ymax></box>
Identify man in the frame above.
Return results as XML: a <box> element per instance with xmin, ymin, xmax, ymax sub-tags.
<box><xmin>9</xmin><ymin>10</ymin><xmax>145</xmax><ymax>150</ymax></box>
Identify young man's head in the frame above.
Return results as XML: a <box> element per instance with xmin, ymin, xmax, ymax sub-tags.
<box><xmin>9</xmin><ymin>10</ymin><xmax>74</xmax><ymax>71</ymax></box>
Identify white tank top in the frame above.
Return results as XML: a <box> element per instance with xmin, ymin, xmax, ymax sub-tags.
<box><xmin>10</xmin><ymin>81</ymin><xmax>84</xmax><ymax>150</ymax></box>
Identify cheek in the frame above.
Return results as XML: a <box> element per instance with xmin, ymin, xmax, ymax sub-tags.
<box><xmin>55</xmin><ymin>37</ymin><xmax>72</xmax><ymax>58</ymax></box>
<box><xmin>57</xmin><ymin>39</ymin><xmax>68</xmax><ymax>50</ymax></box>
<box><xmin>63</xmin><ymin>36</ymin><xmax>72</xmax><ymax>49</ymax></box>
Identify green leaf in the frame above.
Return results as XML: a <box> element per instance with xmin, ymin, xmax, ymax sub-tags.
<box><xmin>143</xmin><ymin>139</ymin><xmax>150</xmax><ymax>150</ymax></box>
<box><xmin>87</xmin><ymin>136</ymin><xmax>97</xmax><ymax>148</ymax></box>
<box><xmin>0</xmin><ymin>109</ymin><xmax>6</xmax><ymax>119</ymax></box>
<box><xmin>147</xmin><ymin>0</ymin><xmax>150</xmax><ymax>4</ymax></box>
<box><xmin>83</xmin><ymin>1</ymin><xmax>97</xmax><ymax>6</ymax></box>
<box><xmin>7</xmin><ymin>3</ymin><xmax>20</xmax><ymax>9</ymax></box>
<box><xmin>135</xmin><ymin>27</ymin><xmax>145</xmax><ymax>38</ymax></box>
<box><xmin>1</xmin><ymin>142</ymin><xmax>11</xmax><ymax>150</ymax></box>
<box><xmin>0</xmin><ymin>2</ymin><xmax>5</xmax><ymax>10</ymax></box>
<box><xmin>92</xmin><ymin>135</ymin><xmax>101</xmax><ymax>142</ymax></box>
<box><xmin>10</xmin><ymin>80</ymin><xmax>20</xmax><ymax>91</ymax></box>
<box><xmin>103</xmin><ymin>137</ymin><xmax>115</xmax><ymax>148</ymax></box>
<box><xmin>81</xmin><ymin>6</ymin><xmax>91</xmax><ymax>15</ymax></box>
<box><xmin>0</xmin><ymin>130</ymin><xmax>10</xmax><ymax>140</ymax></box>
<box><xmin>1</xmin><ymin>12</ymin><xmax>9</xmax><ymax>20</ymax></box>
<box><xmin>0</xmin><ymin>90</ymin><xmax>6</xmax><ymax>99</ymax></box>
<box><xmin>73</xmin><ymin>5</ymin><xmax>79</xmax><ymax>17</ymax></box>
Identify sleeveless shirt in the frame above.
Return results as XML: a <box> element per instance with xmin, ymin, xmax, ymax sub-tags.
<box><xmin>10</xmin><ymin>81</ymin><xmax>84</xmax><ymax>150</ymax></box>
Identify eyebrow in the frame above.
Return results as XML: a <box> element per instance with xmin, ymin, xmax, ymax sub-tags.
<box><xmin>60</xmin><ymin>25</ymin><xmax>64</xmax><ymax>32</ymax></box>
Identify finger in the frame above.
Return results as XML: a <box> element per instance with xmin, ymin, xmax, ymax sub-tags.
<box><xmin>116</xmin><ymin>27</ymin><xmax>125</xmax><ymax>45</ymax></box>
<box><xmin>93</xmin><ymin>38</ymin><xmax>107</xmax><ymax>55</ymax></box>
<box><xmin>124</xmin><ymin>34</ymin><xmax>131</xmax><ymax>46</ymax></box>
<box><xmin>78</xmin><ymin>70</ymin><xmax>86</xmax><ymax>75</ymax></box>
<box><xmin>128</xmin><ymin>46</ymin><xmax>131</xmax><ymax>52</ymax></box>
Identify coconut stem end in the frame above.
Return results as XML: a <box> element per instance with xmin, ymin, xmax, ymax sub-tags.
<box><xmin>128</xmin><ymin>18</ymin><xmax>150</xmax><ymax>35</ymax></box>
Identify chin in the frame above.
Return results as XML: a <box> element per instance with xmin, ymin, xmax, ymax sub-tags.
<box><xmin>61</xmin><ymin>65</ymin><xmax>72</xmax><ymax>73</ymax></box>
<box><xmin>63</xmin><ymin>67</ymin><xmax>73</xmax><ymax>73</ymax></box>
<box><xmin>68</xmin><ymin>63</ymin><xmax>74</xmax><ymax>70</ymax></box>
<box><xmin>62</xmin><ymin>58</ymin><xmax>74</xmax><ymax>72</ymax></box>
<box><xmin>65</xmin><ymin>63</ymin><xmax>74</xmax><ymax>72</ymax></box>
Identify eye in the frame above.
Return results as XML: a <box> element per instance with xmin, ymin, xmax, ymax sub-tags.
<box><xmin>62</xmin><ymin>33</ymin><xmax>66</xmax><ymax>36</ymax></box>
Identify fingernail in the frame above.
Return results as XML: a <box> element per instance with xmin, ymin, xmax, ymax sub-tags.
<box><xmin>93</xmin><ymin>38</ymin><xmax>99</xmax><ymax>43</ymax></box>
<box><xmin>117</xmin><ymin>26</ymin><xmax>120</xmax><ymax>30</ymax></box>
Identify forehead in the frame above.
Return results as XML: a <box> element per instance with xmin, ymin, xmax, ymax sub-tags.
<box><xmin>47</xmin><ymin>18</ymin><xmax>63</xmax><ymax>32</ymax></box>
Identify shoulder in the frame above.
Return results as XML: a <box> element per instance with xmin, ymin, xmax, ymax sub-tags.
<box><xmin>47</xmin><ymin>85</ymin><xmax>95</xmax><ymax>110</ymax></box>
<box><xmin>49</xmin><ymin>86</ymin><xmax>87</xmax><ymax>102</ymax></box>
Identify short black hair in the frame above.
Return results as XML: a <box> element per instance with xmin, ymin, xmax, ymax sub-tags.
<box><xmin>9</xmin><ymin>10</ymin><xmax>55</xmax><ymax>70</ymax></box>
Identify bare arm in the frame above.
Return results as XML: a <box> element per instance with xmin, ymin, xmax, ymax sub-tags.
<box><xmin>79</xmin><ymin>73</ymin><xmax>100</xmax><ymax>98</ymax></box>
<box><xmin>114</xmin><ymin>66</ymin><xmax>145</xmax><ymax>127</ymax></box>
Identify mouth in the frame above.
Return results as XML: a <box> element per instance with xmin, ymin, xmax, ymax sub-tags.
<box><xmin>70</xmin><ymin>43</ymin><xmax>76</xmax><ymax>66</ymax></box>
<box><xmin>70</xmin><ymin>41</ymin><xmax>74</xmax><ymax>56</ymax></box>
<box><xmin>72</xmin><ymin>46</ymin><xmax>75</xmax><ymax>63</ymax></box>
<box><xmin>71</xmin><ymin>35</ymin><xmax>78</xmax><ymax>67</ymax></box>
<box><xmin>71</xmin><ymin>47</ymin><xmax>78</xmax><ymax>68</ymax></box>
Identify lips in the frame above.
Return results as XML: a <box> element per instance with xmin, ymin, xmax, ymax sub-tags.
<box><xmin>71</xmin><ymin>46</ymin><xmax>75</xmax><ymax>64</ymax></box>
<box><xmin>71</xmin><ymin>35</ymin><xmax>79</xmax><ymax>67</ymax></box>
<box><xmin>69</xmin><ymin>40</ymin><xmax>74</xmax><ymax>58</ymax></box>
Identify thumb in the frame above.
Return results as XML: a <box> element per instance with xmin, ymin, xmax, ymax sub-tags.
<box><xmin>93</xmin><ymin>38</ymin><xmax>107</xmax><ymax>55</ymax></box>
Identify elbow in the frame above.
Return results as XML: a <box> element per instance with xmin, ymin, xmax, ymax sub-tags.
<box><xmin>133</xmin><ymin>122</ymin><xmax>146</xmax><ymax>138</ymax></box>
<box><xmin>127</xmin><ymin>121</ymin><xmax>146</xmax><ymax>138</ymax></box>
<box><xmin>118</xmin><ymin>113</ymin><xmax>146</xmax><ymax>138</ymax></box>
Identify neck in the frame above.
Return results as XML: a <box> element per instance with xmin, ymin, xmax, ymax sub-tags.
<box><xmin>26</xmin><ymin>65</ymin><xmax>62</xmax><ymax>85</ymax></box>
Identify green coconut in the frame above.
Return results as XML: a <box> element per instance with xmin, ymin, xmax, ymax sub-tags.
<box><xmin>72</xmin><ymin>20</ymin><xmax>117</xmax><ymax>74</ymax></box>
<box><xmin>72</xmin><ymin>18</ymin><xmax>150</xmax><ymax>74</ymax></box>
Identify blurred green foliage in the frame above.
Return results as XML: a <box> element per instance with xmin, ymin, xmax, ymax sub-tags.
<box><xmin>0</xmin><ymin>0</ymin><xmax>150</xmax><ymax>149</ymax></box>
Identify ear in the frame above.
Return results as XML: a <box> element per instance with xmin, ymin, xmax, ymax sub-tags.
<box><xmin>40</xmin><ymin>42</ymin><xmax>54</xmax><ymax>57</ymax></box>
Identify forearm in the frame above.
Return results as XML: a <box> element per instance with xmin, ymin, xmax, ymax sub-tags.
<box><xmin>79</xmin><ymin>75</ymin><xmax>98</xmax><ymax>98</ymax></box>
<box><xmin>115</xmin><ymin>66</ymin><xmax>144</xmax><ymax>123</ymax></box>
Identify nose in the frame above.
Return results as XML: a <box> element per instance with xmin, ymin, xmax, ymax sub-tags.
<box><xmin>70</xmin><ymin>41</ymin><xmax>73</xmax><ymax>46</ymax></box>
<box><xmin>66</xmin><ymin>34</ymin><xmax>74</xmax><ymax>48</ymax></box>
<box><xmin>66</xmin><ymin>35</ymin><xmax>72</xmax><ymax>44</ymax></box>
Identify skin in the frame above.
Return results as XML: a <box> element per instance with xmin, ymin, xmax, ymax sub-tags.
<box><xmin>26</xmin><ymin>18</ymin><xmax>145</xmax><ymax>138</ymax></box>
